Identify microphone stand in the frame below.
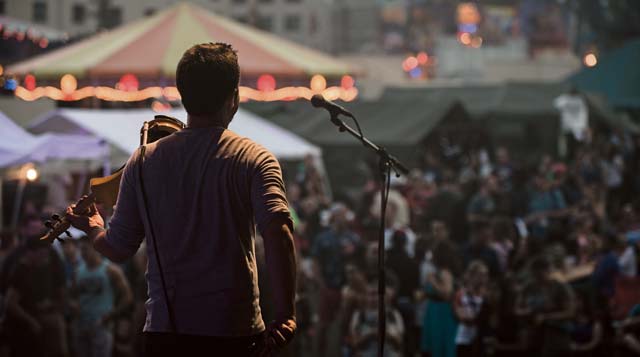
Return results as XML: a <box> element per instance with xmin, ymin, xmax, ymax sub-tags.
<box><xmin>325</xmin><ymin>111</ymin><xmax>408</xmax><ymax>357</ymax></box>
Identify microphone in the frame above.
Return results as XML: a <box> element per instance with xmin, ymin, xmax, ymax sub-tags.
<box><xmin>310</xmin><ymin>94</ymin><xmax>354</xmax><ymax>118</ymax></box>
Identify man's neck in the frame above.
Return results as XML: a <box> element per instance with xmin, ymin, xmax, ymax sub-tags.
<box><xmin>187</xmin><ymin>113</ymin><xmax>228</xmax><ymax>129</ymax></box>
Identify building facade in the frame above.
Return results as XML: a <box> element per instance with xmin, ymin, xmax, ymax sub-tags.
<box><xmin>0</xmin><ymin>0</ymin><xmax>379</xmax><ymax>54</ymax></box>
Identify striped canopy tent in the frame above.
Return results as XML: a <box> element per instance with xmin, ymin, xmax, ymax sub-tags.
<box><xmin>7</xmin><ymin>2</ymin><xmax>354</xmax><ymax>87</ymax></box>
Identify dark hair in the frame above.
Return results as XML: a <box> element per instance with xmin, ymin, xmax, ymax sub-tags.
<box><xmin>432</xmin><ymin>240</ymin><xmax>460</xmax><ymax>275</ymax></box>
<box><xmin>176</xmin><ymin>43</ymin><xmax>240</xmax><ymax>116</ymax></box>
<box><xmin>391</xmin><ymin>230</ymin><xmax>407</xmax><ymax>249</ymax></box>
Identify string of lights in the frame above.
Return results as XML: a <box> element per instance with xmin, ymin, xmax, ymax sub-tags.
<box><xmin>11</xmin><ymin>73</ymin><xmax>358</xmax><ymax>103</ymax></box>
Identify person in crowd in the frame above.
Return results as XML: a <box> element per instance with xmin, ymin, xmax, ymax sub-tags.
<box><xmin>5</xmin><ymin>236</ymin><xmax>67</xmax><ymax>357</ymax></box>
<box><xmin>349</xmin><ymin>282</ymin><xmax>404</xmax><ymax>357</ymax></box>
<box><xmin>340</xmin><ymin>263</ymin><xmax>368</xmax><ymax>356</ymax></box>
<box><xmin>420</xmin><ymin>240</ymin><xmax>459</xmax><ymax>357</ymax></box>
<box><xmin>568</xmin><ymin>294</ymin><xmax>604</xmax><ymax>357</ymax></box>
<box><xmin>425</xmin><ymin>171</ymin><xmax>465</xmax><ymax>242</ymax></box>
<box><xmin>490</xmin><ymin>218</ymin><xmax>516</xmax><ymax>272</ymax></box>
<box><xmin>526</xmin><ymin>173</ymin><xmax>570</xmax><ymax>240</ymax></box>
<box><xmin>600</xmin><ymin>146</ymin><xmax>625</xmax><ymax>219</ymax></box>
<box><xmin>614</xmin><ymin>303</ymin><xmax>640</xmax><ymax>355</ymax></box>
<box><xmin>386</xmin><ymin>230</ymin><xmax>420</xmax><ymax>356</ymax></box>
<box><xmin>454</xmin><ymin>260</ymin><xmax>489</xmax><ymax>357</ymax></box>
<box><xmin>618</xmin><ymin>235</ymin><xmax>637</xmax><ymax>278</ymax></box>
<box><xmin>462</xmin><ymin>223</ymin><xmax>501</xmax><ymax>278</ymax></box>
<box><xmin>0</xmin><ymin>214</ymin><xmax>45</xmax><ymax>294</ymax></box>
<box><xmin>467</xmin><ymin>175</ymin><xmax>499</xmax><ymax>225</ymax></box>
<box><xmin>60</xmin><ymin>238</ymin><xmax>83</xmax><ymax>357</ymax></box>
<box><xmin>592</xmin><ymin>233</ymin><xmax>623</xmax><ymax>306</ymax></box>
<box><xmin>312</xmin><ymin>203</ymin><xmax>362</xmax><ymax>356</ymax></box>
<box><xmin>69</xmin><ymin>236</ymin><xmax>133</xmax><ymax>357</ymax></box>
<box><xmin>516</xmin><ymin>256</ymin><xmax>576</xmax><ymax>357</ymax></box>
<box><xmin>569</xmin><ymin>214</ymin><xmax>603</xmax><ymax>265</ymax></box>
<box><xmin>61</xmin><ymin>238</ymin><xmax>83</xmax><ymax>287</ymax></box>
<box><xmin>371</xmin><ymin>179</ymin><xmax>411</xmax><ymax>230</ymax></box>
<box><xmin>494</xmin><ymin>147</ymin><xmax>514</xmax><ymax>192</ymax></box>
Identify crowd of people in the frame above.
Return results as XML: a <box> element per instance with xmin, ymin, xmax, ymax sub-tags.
<box><xmin>2</xmin><ymin>125</ymin><xmax>640</xmax><ymax>357</ymax></box>
<box><xmin>286</xmin><ymin>127</ymin><xmax>640</xmax><ymax>357</ymax></box>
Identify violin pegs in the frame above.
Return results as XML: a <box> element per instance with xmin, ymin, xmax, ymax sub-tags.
<box><xmin>51</xmin><ymin>214</ymin><xmax>61</xmax><ymax>221</ymax></box>
<box><xmin>45</xmin><ymin>220</ymin><xmax>54</xmax><ymax>228</ymax></box>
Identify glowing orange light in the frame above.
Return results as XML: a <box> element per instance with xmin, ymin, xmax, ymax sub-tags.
<box><xmin>584</xmin><ymin>53</ymin><xmax>597</xmax><ymax>67</ymax></box>
<box><xmin>116</xmin><ymin>73</ymin><xmax>139</xmax><ymax>92</ymax></box>
<box><xmin>151</xmin><ymin>100</ymin><xmax>171</xmax><ymax>113</ymax></box>
<box><xmin>257</xmin><ymin>74</ymin><xmax>276</xmax><ymax>92</ymax></box>
<box><xmin>417</xmin><ymin>52</ymin><xmax>429</xmax><ymax>65</ymax></box>
<box><xmin>402</xmin><ymin>56</ymin><xmax>419</xmax><ymax>72</ymax></box>
<box><xmin>310</xmin><ymin>74</ymin><xmax>327</xmax><ymax>92</ymax></box>
<box><xmin>24</xmin><ymin>74</ymin><xmax>36</xmax><ymax>91</ymax></box>
<box><xmin>471</xmin><ymin>36</ymin><xmax>483</xmax><ymax>48</ymax></box>
<box><xmin>459</xmin><ymin>32</ymin><xmax>472</xmax><ymax>45</ymax></box>
<box><xmin>0</xmin><ymin>65</ymin><xmax>3</xmax><ymax>76</ymax></box>
<box><xmin>39</xmin><ymin>38</ymin><xmax>49</xmax><ymax>48</ymax></box>
<box><xmin>60</xmin><ymin>74</ymin><xmax>77</xmax><ymax>94</ymax></box>
<box><xmin>341</xmin><ymin>75</ymin><xmax>355</xmax><ymax>89</ymax></box>
<box><xmin>14</xmin><ymin>82</ymin><xmax>359</xmax><ymax>103</ymax></box>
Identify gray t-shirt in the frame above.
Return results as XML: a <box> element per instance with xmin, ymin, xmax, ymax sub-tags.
<box><xmin>105</xmin><ymin>126</ymin><xmax>291</xmax><ymax>336</ymax></box>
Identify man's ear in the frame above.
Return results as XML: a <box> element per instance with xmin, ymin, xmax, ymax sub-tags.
<box><xmin>230</xmin><ymin>88</ymin><xmax>239</xmax><ymax>115</ymax></box>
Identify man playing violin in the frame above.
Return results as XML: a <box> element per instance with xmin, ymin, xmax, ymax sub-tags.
<box><xmin>66</xmin><ymin>43</ymin><xmax>296</xmax><ymax>356</ymax></box>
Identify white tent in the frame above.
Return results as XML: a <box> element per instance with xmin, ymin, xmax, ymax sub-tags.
<box><xmin>0</xmin><ymin>111</ymin><xmax>107</xmax><ymax>168</ymax></box>
<box><xmin>29</xmin><ymin>108</ymin><xmax>321</xmax><ymax>161</ymax></box>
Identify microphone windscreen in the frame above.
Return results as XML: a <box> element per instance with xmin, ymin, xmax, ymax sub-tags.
<box><xmin>310</xmin><ymin>94</ymin><xmax>325</xmax><ymax>108</ymax></box>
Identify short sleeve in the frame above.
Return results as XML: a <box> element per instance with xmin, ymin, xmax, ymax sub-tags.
<box><xmin>250</xmin><ymin>149</ymin><xmax>293</xmax><ymax>235</ymax></box>
<box><xmin>105</xmin><ymin>149</ymin><xmax>145</xmax><ymax>257</ymax></box>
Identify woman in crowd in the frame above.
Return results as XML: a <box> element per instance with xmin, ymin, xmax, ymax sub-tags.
<box><xmin>420</xmin><ymin>240</ymin><xmax>459</xmax><ymax>357</ymax></box>
<box><xmin>454</xmin><ymin>260</ymin><xmax>489</xmax><ymax>357</ymax></box>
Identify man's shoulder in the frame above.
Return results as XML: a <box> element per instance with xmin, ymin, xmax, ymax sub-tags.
<box><xmin>222</xmin><ymin>129</ymin><xmax>273</xmax><ymax>156</ymax></box>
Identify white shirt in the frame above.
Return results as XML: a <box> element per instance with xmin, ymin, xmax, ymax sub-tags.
<box><xmin>554</xmin><ymin>94</ymin><xmax>588</xmax><ymax>141</ymax></box>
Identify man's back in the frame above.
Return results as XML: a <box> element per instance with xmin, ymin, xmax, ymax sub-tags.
<box><xmin>107</xmin><ymin>127</ymin><xmax>290</xmax><ymax>336</ymax></box>
<box><xmin>66</xmin><ymin>43</ymin><xmax>297</xmax><ymax>354</ymax></box>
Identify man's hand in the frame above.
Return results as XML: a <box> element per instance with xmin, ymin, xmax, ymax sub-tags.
<box><xmin>256</xmin><ymin>319</ymin><xmax>296</xmax><ymax>356</ymax></box>
<box><xmin>66</xmin><ymin>201</ymin><xmax>104</xmax><ymax>234</ymax></box>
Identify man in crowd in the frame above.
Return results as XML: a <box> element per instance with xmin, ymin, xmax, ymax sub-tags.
<box><xmin>71</xmin><ymin>236</ymin><xmax>133</xmax><ymax>357</ymax></box>
<box><xmin>312</xmin><ymin>203</ymin><xmax>361</xmax><ymax>356</ymax></box>
<box><xmin>5</xmin><ymin>236</ymin><xmax>67</xmax><ymax>357</ymax></box>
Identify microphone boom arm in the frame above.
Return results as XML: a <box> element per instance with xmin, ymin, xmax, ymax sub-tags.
<box><xmin>327</xmin><ymin>113</ymin><xmax>409</xmax><ymax>176</ymax></box>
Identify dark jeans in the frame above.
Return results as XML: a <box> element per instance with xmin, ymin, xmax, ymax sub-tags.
<box><xmin>143</xmin><ymin>331</ymin><xmax>264</xmax><ymax>357</ymax></box>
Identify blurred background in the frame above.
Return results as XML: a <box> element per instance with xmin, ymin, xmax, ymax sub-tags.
<box><xmin>1</xmin><ymin>0</ymin><xmax>640</xmax><ymax>356</ymax></box>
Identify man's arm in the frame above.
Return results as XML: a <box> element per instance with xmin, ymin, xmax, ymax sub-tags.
<box><xmin>68</xmin><ymin>150</ymin><xmax>145</xmax><ymax>263</ymax></box>
<box><xmin>262</xmin><ymin>219</ymin><xmax>297</xmax><ymax>341</ymax></box>
<box><xmin>66</xmin><ymin>212</ymin><xmax>133</xmax><ymax>263</ymax></box>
